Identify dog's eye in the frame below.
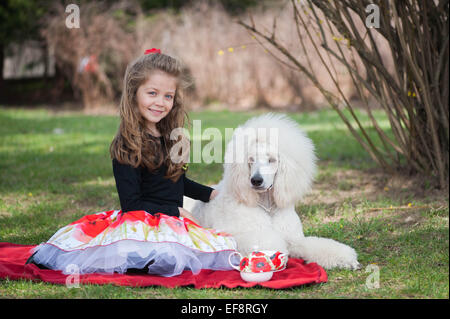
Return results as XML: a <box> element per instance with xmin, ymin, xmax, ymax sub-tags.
<box><xmin>269</xmin><ymin>157</ymin><xmax>277</xmax><ymax>163</ymax></box>
<box><xmin>248</xmin><ymin>156</ymin><xmax>255</xmax><ymax>163</ymax></box>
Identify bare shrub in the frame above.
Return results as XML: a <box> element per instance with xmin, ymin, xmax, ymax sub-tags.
<box><xmin>238</xmin><ymin>0</ymin><xmax>449</xmax><ymax>188</ymax></box>
<box><xmin>164</xmin><ymin>0</ymin><xmax>357</xmax><ymax>110</ymax></box>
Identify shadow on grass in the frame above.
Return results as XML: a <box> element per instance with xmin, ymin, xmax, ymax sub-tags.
<box><xmin>306</xmin><ymin>206</ymin><xmax>448</xmax><ymax>268</ymax></box>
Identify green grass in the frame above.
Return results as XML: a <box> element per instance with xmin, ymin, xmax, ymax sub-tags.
<box><xmin>0</xmin><ymin>106</ymin><xmax>448</xmax><ymax>298</ymax></box>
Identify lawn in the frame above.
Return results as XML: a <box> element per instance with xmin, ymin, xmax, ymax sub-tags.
<box><xmin>0</xmin><ymin>106</ymin><xmax>448</xmax><ymax>298</ymax></box>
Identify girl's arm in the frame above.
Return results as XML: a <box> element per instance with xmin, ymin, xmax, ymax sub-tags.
<box><xmin>112</xmin><ymin>159</ymin><xmax>180</xmax><ymax>217</ymax></box>
<box><xmin>183</xmin><ymin>175</ymin><xmax>214</xmax><ymax>202</ymax></box>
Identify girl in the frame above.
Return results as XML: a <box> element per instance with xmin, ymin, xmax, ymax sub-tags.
<box><xmin>26</xmin><ymin>49</ymin><xmax>237</xmax><ymax>277</ymax></box>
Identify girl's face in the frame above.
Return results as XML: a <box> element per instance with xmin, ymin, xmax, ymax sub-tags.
<box><xmin>136</xmin><ymin>70</ymin><xmax>177</xmax><ymax>134</ymax></box>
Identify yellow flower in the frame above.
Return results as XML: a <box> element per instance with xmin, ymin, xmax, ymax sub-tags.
<box><xmin>228</xmin><ymin>47</ymin><xmax>234</xmax><ymax>52</ymax></box>
<box><xmin>28</xmin><ymin>192</ymin><xmax>33</xmax><ymax>197</ymax></box>
<box><xmin>218</xmin><ymin>50</ymin><xmax>224</xmax><ymax>56</ymax></box>
<box><xmin>241</xmin><ymin>45</ymin><xmax>246</xmax><ymax>49</ymax></box>
<box><xmin>384</xmin><ymin>186</ymin><xmax>389</xmax><ymax>191</ymax></box>
<box><xmin>332</xmin><ymin>36</ymin><xmax>345</xmax><ymax>42</ymax></box>
<box><xmin>346</xmin><ymin>38</ymin><xmax>351</xmax><ymax>48</ymax></box>
<box><xmin>408</xmin><ymin>91</ymin><xmax>412</xmax><ymax>96</ymax></box>
<box><xmin>412</xmin><ymin>92</ymin><xmax>416</xmax><ymax>97</ymax></box>
<box><xmin>407</xmin><ymin>203</ymin><xmax>412</xmax><ymax>207</ymax></box>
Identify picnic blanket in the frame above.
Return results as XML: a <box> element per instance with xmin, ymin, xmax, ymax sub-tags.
<box><xmin>0</xmin><ymin>242</ymin><xmax>327</xmax><ymax>289</ymax></box>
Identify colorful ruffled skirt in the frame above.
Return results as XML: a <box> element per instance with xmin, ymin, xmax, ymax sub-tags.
<box><xmin>28</xmin><ymin>210</ymin><xmax>238</xmax><ymax>277</ymax></box>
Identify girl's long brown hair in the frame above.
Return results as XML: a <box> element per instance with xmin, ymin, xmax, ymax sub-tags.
<box><xmin>110</xmin><ymin>52</ymin><xmax>192</xmax><ymax>182</ymax></box>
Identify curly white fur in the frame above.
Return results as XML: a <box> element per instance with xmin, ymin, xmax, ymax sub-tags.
<box><xmin>189</xmin><ymin>113</ymin><xmax>361</xmax><ymax>270</ymax></box>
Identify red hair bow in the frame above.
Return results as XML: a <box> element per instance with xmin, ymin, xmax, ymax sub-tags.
<box><xmin>144</xmin><ymin>48</ymin><xmax>161</xmax><ymax>55</ymax></box>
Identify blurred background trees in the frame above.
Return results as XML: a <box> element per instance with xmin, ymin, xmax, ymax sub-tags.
<box><xmin>0</xmin><ymin>0</ymin><xmax>46</xmax><ymax>85</ymax></box>
<box><xmin>1</xmin><ymin>0</ymin><xmax>284</xmax><ymax>108</ymax></box>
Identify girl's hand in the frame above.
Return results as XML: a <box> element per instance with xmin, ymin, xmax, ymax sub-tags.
<box><xmin>210</xmin><ymin>189</ymin><xmax>219</xmax><ymax>201</ymax></box>
<box><xmin>178</xmin><ymin>207</ymin><xmax>200</xmax><ymax>225</ymax></box>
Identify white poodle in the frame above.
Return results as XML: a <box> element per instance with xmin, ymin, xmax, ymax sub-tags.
<box><xmin>188</xmin><ymin>113</ymin><xmax>361</xmax><ymax>270</ymax></box>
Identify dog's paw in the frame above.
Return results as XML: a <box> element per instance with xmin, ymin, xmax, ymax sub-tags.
<box><xmin>320</xmin><ymin>242</ymin><xmax>361</xmax><ymax>270</ymax></box>
<box><xmin>291</xmin><ymin>236</ymin><xmax>361</xmax><ymax>270</ymax></box>
<box><xmin>337</xmin><ymin>245</ymin><xmax>361</xmax><ymax>270</ymax></box>
<box><xmin>346</xmin><ymin>260</ymin><xmax>362</xmax><ymax>271</ymax></box>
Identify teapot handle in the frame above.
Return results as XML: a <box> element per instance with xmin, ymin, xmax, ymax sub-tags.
<box><xmin>228</xmin><ymin>251</ymin><xmax>243</xmax><ymax>271</ymax></box>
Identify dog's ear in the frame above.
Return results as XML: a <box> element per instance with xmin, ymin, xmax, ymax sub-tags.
<box><xmin>273</xmin><ymin>149</ymin><xmax>316</xmax><ymax>208</ymax></box>
<box><xmin>223</xmin><ymin>161</ymin><xmax>258</xmax><ymax>206</ymax></box>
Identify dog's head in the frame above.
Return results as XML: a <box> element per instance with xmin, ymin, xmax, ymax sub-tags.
<box><xmin>223</xmin><ymin>113</ymin><xmax>316</xmax><ymax>208</ymax></box>
<box><xmin>247</xmin><ymin>138</ymin><xmax>279</xmax><ymax>192</ymax></box>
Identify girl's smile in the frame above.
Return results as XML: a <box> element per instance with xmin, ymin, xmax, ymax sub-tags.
<box><xmin>136</xmin><ymin>70</ymin><xmax>177</xmax><ymax>134</ymax></box>
<box><xmin>149</xmin><ymin>109</ymin><xmax>163</xmax><ymax>115</ymax></box>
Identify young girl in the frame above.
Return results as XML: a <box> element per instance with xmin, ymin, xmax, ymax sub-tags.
<box><xmin>26</xmin><ymin>49</ymin><xmax>237</xmax><ymax>277</ymax></box>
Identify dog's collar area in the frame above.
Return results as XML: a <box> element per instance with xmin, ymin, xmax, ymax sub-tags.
<box><xmin>257</xmin><ymin>185</ymin><xmax>275</xmax><ymax>213</ymax></box>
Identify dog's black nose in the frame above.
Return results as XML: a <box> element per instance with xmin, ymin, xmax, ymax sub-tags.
<box><xmin>251</xmin><ymin>175</ymin><xmax>263</xmax><ymax>187</ymax></box>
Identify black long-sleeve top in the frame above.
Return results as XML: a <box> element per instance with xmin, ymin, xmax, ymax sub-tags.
<box><xmin>112</xmin><ymin>138</ymin><xmax>213</xmax><ymax>218</ymax></box>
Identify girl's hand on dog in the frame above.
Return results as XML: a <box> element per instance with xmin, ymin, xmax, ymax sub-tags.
<box><xmin>210</xmin><ymin>189</ymin><xmax>219</xmax><ymax>201</ymax></box>
<box><xmin>178</xmin><ymin>207</ymin><xmax>200</xmax><ymax>225</ymax></box>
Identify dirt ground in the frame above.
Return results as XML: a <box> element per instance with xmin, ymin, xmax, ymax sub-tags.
<box><xmin>301</xmin><ymin>164</ymin><xmax>449</xmax><ymax>223</ymax></box>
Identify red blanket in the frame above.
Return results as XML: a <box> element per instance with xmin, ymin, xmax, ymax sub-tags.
<box><xmin>0</xmin><ymin>242</ymin><xmax>327</xmax><ymax>289</ymax></box>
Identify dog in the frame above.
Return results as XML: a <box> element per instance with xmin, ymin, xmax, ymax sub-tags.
<box><xmin>188</xmin><ymin>113</ymin><xmax>361</xmax><ymax>270</ymax></box>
